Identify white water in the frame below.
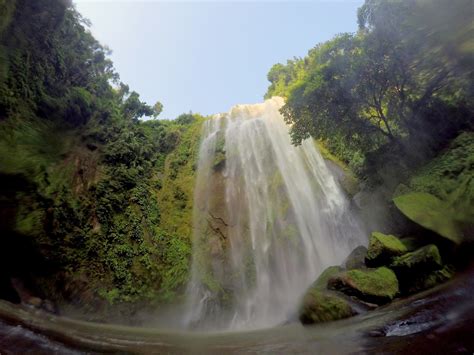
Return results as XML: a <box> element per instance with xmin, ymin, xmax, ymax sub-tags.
<box><xmin>184</xmin><ymin>97</ymin><xmax>366</xmax><ymax>330</ymax></box>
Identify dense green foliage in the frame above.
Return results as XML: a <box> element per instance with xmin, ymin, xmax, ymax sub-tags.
<box><xmin>0</xmin><ymin>0</ymin><xmax>203</xmax><ymax>307</ymax></box>
<box><xmin>266</xmin><ymin>0</ymin><xmax>473</xmax><ymax>180</ymax></box>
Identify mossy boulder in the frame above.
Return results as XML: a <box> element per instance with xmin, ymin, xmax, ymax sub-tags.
<box><xmin>390</xmin><ymin>244</ymin><xmax>448</xmax><ymax>295</ymax></box>
<box><xmin>299</xmin><ymin>289</ymin><xmax>355</xmax><ymax>325</ymax></box>
<box><xmin>328</xmin><ymin>267</ymin><xmax>399</xmax><ymax>305</ymax></box>
<box><xmin>390</xmin><ymin>244</ymin><xmax>443</xmax><ymax>274</ymax></box>
<box><xmin>405</xmin><ymin>265</ymin><xmax>455</xmax><ymax>294</ymax></box>
<box><xmin>393</xmin><ymin>192</ymin><xmax>464</xmax><ymax>244</ymax></box>
<box><xmin>344</xmin><ymin>246</ymin><xmax>368</xmax><ymax>270</ymax></box>
<box><xmin>365</xmin><ymin>232</ymin><xmax>407</xmax><ymax>266</ymax></box>
<box><xmin>310</xmin><ymin>266</ymin><xmax>342</xmax><ymax>290</ymax></box>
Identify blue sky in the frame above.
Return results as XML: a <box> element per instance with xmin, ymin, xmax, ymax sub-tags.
<box><xmin>74</xmin><ymin>1</ymin><xmax>363</xmax><ymax>119</ymax></box>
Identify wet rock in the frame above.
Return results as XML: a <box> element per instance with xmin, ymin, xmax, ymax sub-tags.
<box><xmin>344</xmin><ymin>246</ymin><xmax>368</xmax><ymax>270</ymax></box>
<box><xmin>299</xmin><ymin>289</ymin><xmax>355</xmax><ymax>325</ymax></box>
<box><xmin>405</xmin><ymin>265</ymin><xmax>455</xmax><ymax>295</ymax></box>
<box><xmin>365</xmin><ymin>232</ymin><xmax>407</xmax><ymax>266</ymax></box>
<box><xmin>213</xmin><ymin>132</ymin><xmax>226</xmax><ymax>170</ymax></box>
<box><xmin>310</xmin><ymin>266</ymin><xmax>342</xmax><ymax>290</ymax></box>
<box><xmin>390</xmin><ymin>244</ymin><xmax>443</xmax><ymax>274</ymax></box>
<box><xmin>328</xmin><ymin>267</ymin><xmax>399</xmax><ymax>305</ymax></box>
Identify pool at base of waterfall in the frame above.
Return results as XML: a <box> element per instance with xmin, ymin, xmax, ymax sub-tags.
<box><xmin>1</xmin><ymin>266</ymin><xmax>473</xmax><ymax>354</ymax></box>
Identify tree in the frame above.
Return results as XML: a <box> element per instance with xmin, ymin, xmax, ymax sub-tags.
<box><xmin>152</xmin><ymin>101</ymin><xmax>163</xmax><ymax>118</ymax></box>
<box><xmin>274</xmin><ymin>0</ymin><xmax>473</xmax><ymax>162</ymax></box>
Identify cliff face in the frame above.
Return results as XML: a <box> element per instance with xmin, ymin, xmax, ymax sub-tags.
<box><xmin>0</xmin><ymin>0</ymin><xmax>204</xmax><ymax>311</ymax></box>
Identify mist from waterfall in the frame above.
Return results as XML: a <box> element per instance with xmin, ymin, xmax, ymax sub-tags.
<box><xmin>184</xmin><ymin>97</ymin><xmax>366</xmax><ymax>331</ymax></box>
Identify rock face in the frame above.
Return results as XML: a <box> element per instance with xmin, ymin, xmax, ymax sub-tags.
<box><xmin>299</xmin><ymin>289</ymin><xmax>355</xmax><ymax>324</ymax></box>
<box><xmin>328</xmin><ymin>267</ymin><xmax>399</xmax><ymax>305</ymax></box>
<box><xmin>365</xmin><ymin>232</ymin><xmax>407</xmax><ymax>266</ymax></box>
<box><xmin>344</xmin><ymin>246</ymin><xmax>367</xmax><ymax>270</ymax></box>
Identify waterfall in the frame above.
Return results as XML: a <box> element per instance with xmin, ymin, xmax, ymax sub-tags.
<box><xmin>184</xmin><ymin>97</ymin><xmax>366</xmax><ymax>330</ymax></box>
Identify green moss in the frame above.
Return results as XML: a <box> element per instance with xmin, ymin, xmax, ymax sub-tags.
<box><xmin>299</xmin><ymin>289</ymin><xmax>354</xmax><ymax>324</ymax></box>
<box><xmin>406</xmin><ymin>265</ymin><xmax>455</xmax><ymax>294</ymax></box>
<box><xmin>329</xmin><ymin>267</ymin><xmax>399</xmax><ymax>304</ymax></box>
<box><xmin>394</xmin><ymin>192</ymin><xmax>463</xmax><ymax>244</ymax></box>
<box><xmin>311</xmin><ymin>266</ymin><xmax>342</xmax><ymax>290</ymax></box>
<box><xmin>15</xmin><ymin>208</ymin><xmax>44</xmax><ymax>236</ymax></box>
<box><xmin>316</xmin><ymin>140</ymin><xmax>347</xmax><ymax>171</ymax></box>
<box><xmin>366</xmin><ymin>232</ymin><xmax>407</xmax><ymax>265</ymax></box>
<box><xmin>393</xmin><ymin>133</ymin><xmax>474</xmax><ymax>244</ymax></box>
<box><xmin>316</xmin><ymin>140</ymin><xmax>360</xmax><ymax>196</ymax></box>
<box><xmin>391</xmin><ymin>244</ymin><xmax>442</xmax><ymax>272</ymax></box>
<box><xmin>409</xmin><ymin>132</ymin><xmax>474</xmax><ymax>203</ymax></box>
<box><xmin>99</xmin><ymin>288</ymin><xmax>120</xmax><ymax>305</ymax></box>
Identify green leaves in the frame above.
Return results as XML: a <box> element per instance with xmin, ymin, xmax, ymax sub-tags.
<box><xmin>393</xmin><ymin>192</ymin><xmax>463</xmax><ymax>244</ymax></box>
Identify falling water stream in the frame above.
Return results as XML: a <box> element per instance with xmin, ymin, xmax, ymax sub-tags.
<box><xmin>184</xmin><ymin>97</ymin><xmax>366</xmax><ymax>330</ymax></box>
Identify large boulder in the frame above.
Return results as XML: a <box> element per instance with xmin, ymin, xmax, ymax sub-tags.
<box><xmin>298</xmin><ymin>266</ymin><xmax>356</xmax><ymax>325</ymax></box>
<box><xmin>405</xmin><ymin>265</ymin><xmax>455</xmax><ymax>294</ymax></box>
<box><xmin>328</xmin><ymin>267</ymin><xmax>399</xmax><ymax>305</ymax></box>
<box><xmin>365</xmin><ymin>232</ymin><xmax>407</xmax><ymax>266</ymax></box>
<box><xmin>299</xmin><ymin>289</ymin><xmax>355</xmax><ymax>325</ymax></box>
<box><xmin>344</xmin><ymin>246</ymin><xmax>368</xmax><ymax>270</ymax></box>
<box><xmin>390</xmin><ymin>244</ymin><xmax>443</xmax><ymax>274</ymax></box>
<box><xmin>390</xmin><ymin>244</ymin><xmax>447</xmax><ymax>294</ymax></box>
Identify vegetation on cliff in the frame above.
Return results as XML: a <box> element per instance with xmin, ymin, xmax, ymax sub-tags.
<box><xmin>266</xmin><ymin>0</ymin><xmax>473</xmax><ymax>184</ymax></box>
<box><xmin>266</xmin><ymin>0</ymin><xmax>473</xmax><ymax>253</ymax></box>
<box><xmin>0</xmin><ymin>0</ymin><xmax>203</xmax><ymax>308</ymax></box>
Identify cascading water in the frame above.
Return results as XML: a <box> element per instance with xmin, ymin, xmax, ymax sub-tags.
<box><xmin>184</xmin><ymin>97</ymin><xmax>366</xmax><ymax>331</ymax></box>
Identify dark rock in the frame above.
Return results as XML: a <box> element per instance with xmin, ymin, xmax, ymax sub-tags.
<box><xmin>344</xmin><ymin>246</ymin><xmax>368</xmax><ymax>270</ymax></box>
<box><xmin>399</xmin><ymin>236</ymin><xmax>428</xmax><ymax>252</ymax></box>
<box><xmin>310</xmin><ymin>266</ymin><xmax>342</xmax><ymax>290</ymax></box>
<box><xmin>86</xmin><ymin>143</ymin><xmax>98</xmax><ymax>151</ymax></box>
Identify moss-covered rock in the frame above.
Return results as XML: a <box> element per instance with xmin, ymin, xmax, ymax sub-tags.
<box><xmin>299</xmin><ymin>289</ymin><xmax>355</xmax><ymax>325</ymax></box>
<box><xmin>365</xmin><ymin>232</ymin><xmax>407</xmax><ymax>266</ymax></box>
<box><xmin>344</xmin><ymin>246</ymin><xmax>368</xmax><ymax>270</ymax></box>
<box><xmin>328</xmin><ymin>267</ymin><xmax>399</xmax><ymax>304</ymax></box>
<box><xmin>310</xmin><ymin>266</ymin><xmax>342</xmax><ymax>290</ymax></box>
<box><xmin>390</xmin><ymin>244</ymin><xmax>443</xmax><ymax>274</ymax></box>
<box><xmin>393</xmin><ymin>192</ymin><xmax>464</xmax><ymax>244</ymax></box>
<box><xmin>405</xmin><ymin>265</ymin><xmax>455</xmax><ymax>294</ymax></box>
